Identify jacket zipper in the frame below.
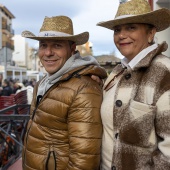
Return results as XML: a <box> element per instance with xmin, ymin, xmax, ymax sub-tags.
<box><xmin>23</xmin><ymin>107</ymin><xmax>38</xmax><ymax>165</ymax></box>
<box><xmin>23</xmin><ymin>84</ymin><xmax>59</xmax><ymax>166</ymax></box>
<box><xmin>45</xmin><ymin>151</ymin><xmax>56</xmax><ymax>170</ymax></box>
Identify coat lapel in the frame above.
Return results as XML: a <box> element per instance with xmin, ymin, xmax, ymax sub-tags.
<box><xmin>103</xmin><ymin>65</ymin><xmax>125</xmax><ymax>91</ymax></box>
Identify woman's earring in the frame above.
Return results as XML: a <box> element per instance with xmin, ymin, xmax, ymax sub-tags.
<box><xmin>148</xmin><ymin>38</ymin><xmax>152</xmax><ymax>44</ymax></box>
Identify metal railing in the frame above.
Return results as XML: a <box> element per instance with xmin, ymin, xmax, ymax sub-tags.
<box><xmin>0</xmin><ymin>104</ymin><xmax>30</xmax><ymax>170</ymax></box>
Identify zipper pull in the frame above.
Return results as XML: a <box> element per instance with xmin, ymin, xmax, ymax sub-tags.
<box><xmin>36</xmin><ymin>95</ymin><xmax>42</xmax><ymax>106</ymax></box>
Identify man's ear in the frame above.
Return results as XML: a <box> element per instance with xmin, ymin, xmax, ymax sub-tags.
<box><xmin>71</xmin><ymin>43</ymin><xmax>76</xmax><ymax>55</ymax></box>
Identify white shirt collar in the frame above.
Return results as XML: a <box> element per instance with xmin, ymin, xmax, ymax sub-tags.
<box><xmin>121</xmin><ymin>43</ymin><xmax>158</xmax><ymax>70</ymax></box>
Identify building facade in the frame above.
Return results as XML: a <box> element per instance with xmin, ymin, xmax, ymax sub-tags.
<box><xmin>76</xmin><ymin>42</ymin><xmax>93</xmax><ymax>57</ymax></box>
<box><xmin>0</xmin><ymin>4</ymin><xmax>15</xmax><ymax>78</ymax></box>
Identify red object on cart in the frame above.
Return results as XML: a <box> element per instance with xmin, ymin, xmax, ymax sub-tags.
<box><xmin>0</xmin><ymin>95</ymin><xmax>15</xmax><ymax>114</ymax></box>
<box><xmin>0</xmin><ymin>90</ymin><xmax>28</xmax><ymax>115</ymax></box>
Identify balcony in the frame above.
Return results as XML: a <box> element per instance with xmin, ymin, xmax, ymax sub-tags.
<box><xmin>10</xmin><ymin>29</ymin><xmax>15</xmax><ymax>36</ymax></box>
<box><xmin>2</xmin><ymin>41</ymin><xmax>14</xmax><ymax>50</ymax></box>
<box><xmin>2</xmin><ymin>24</ymin><xmax>15</xmax><ymax>37</ymax></box>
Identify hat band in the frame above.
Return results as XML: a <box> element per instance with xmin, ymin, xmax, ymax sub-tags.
<box><xmin>115</xmin><ymin>14</ymin><xmax>135</xmax><ymax>20</ymax></box>
<box><xmin>38</xmin><ymin>31</ymin><xmax>72</xmax><ymax>37</ymax></box>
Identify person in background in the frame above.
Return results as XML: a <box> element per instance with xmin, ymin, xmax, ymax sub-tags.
<box><xmin>0</xmin><ymin>79</ymin><xmax>13</xmax><ymax>96</ymax></box>
<box><xmin>0</xmin><ymin>73</ymin><xmax>3</xmax><ymax>87</ymax></box>
<box><xmin>8</xmin><ymin>78</ymin><xmax>14</xmax><ymax>92</ymax></box>
<box><xmin>12</xmin><ymin>79</ymin><xmax>23</xmax><ymax>94</ymax></box>
<box><xmin>30</xmin><ymin>78</ymin><xmax>37</xmax><ymax>87</ymax></box>
<box><xmin>21</xmin><ymin>15</ymin><xmax>107</xmax><ymax>170</ymax></box>
<box><xmin>22</xmin><ymin>79</ymin><xmax>34</xmax><ymax>104</ymax></box>
<box><xmin>96</xmin><ymin>0</ymin><xmax>170</xmax><ymax>169</ymax></box>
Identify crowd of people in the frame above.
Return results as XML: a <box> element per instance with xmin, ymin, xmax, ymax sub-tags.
<box><xmin>0</xmin><ymin>75</ymin><xmax>36</xmax><ymax>104</ymax></box>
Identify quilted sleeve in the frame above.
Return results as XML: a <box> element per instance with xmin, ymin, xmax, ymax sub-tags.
<box><xmin>66</xmin><ymin>77</ymin><xmax>103</xmax><ymax>170</ymax></box>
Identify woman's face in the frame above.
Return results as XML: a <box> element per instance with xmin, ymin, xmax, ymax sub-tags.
<box><xmin>113</xmin><ymin>23</ymin><xmax>156</xmax><ymax>61</ymax></box>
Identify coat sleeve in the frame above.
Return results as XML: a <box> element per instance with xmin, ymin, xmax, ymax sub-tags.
<box><xmin>66</xmin><ymin>78</ymin><xmax>103</xmax><ymax>170</ymax></box>
<box><xmin>153</xmin><ymin>90</ymin><xmax>170</xmax><ymax>169</ymax></box>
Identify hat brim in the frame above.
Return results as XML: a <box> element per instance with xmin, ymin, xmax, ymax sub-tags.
<box><xmin>21</xmin><ymin>31</ymin><xmax>89</xmax><ymax>45</ymax></box>
<box><xmin>97</xmin><ymin>8</ymin><xmax>170</xmax><ymax>32</ymax></box>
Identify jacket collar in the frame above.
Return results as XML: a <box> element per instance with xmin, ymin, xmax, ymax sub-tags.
<box><xmin>131</xmin><ymin>42</ymin><xmax>168</xmax><ymax>70</ymax></box>
<box><xmin>103</xmin><ymin>42</ymin><xmax>168</xmax><ymax>90</ymax></box>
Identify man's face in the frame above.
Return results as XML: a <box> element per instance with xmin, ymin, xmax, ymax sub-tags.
<box><xmin>38</xmin><ymin>40</ymin><xmax>75</xmax><ymax>75</ymax></box>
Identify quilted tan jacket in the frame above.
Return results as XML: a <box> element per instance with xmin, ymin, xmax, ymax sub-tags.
<box><xmin>103</xmin><ymin>42</ymin><xmax>170</xmax><ymax>170</ymax></box>
<box><xmin>22</xmin><ymin>65</ymin><xmax>107</xmax><ymax>170</ymax></box>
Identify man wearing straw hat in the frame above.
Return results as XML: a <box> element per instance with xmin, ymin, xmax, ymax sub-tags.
<box><xmin>96</xmin><ymin>0</ymin><xmax>170</xmax><ymax>169</ymax></box>
<box><xmin>21</xmin><ymin>15</ymin><xmax>107</xmax><ymax>170</ymax></box>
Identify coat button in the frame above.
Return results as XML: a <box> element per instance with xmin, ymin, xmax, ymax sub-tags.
<box><xmin>125</xmin><ymin>73</ymin><xmax>131</xmax><ymax>79</ymax></box>
<box><xmin>112</xmin><ymin>166</ymin><xmax>116</xmax><ymax>170</ymax></box>
<box><xmin>115</xmin><ymin>133</ymin><xmax>119</xmax><ymax>139</ymax></box>
<box><xmin>115</xmin><ymin>100</ymin><xmax>122</xmax><ymax>107</ymax></box>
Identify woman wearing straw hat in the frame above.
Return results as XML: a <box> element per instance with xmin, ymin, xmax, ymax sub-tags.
<box><xmin>97</xmin><ymin>0</ymin><xmax>170</xmax><ymax>169</ymax></box>
<box><xmin>21</xmin><ymin>16</ymin><xmax>107</xmax><ymax>170</ymax></box>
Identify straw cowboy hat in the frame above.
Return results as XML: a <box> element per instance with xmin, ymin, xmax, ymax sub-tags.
<box><xmin>21</xmin><ymin>16</ymin><xmax>89</xmax><ymax>45</ymax></box>
<box><xmin>97</xmin><ymin>0</ymin><xmax>170</xmax><ymax>32</ymax></box>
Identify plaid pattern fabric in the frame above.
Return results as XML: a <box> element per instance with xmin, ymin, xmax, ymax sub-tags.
<box><xmin>103</xmin><ymin>42</ymin><xmax>170</xmax><ymax>170</ymax></box>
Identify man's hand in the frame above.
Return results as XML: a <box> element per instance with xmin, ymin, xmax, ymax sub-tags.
<box><xmin>91</xmin><ymin>75</ymin><xmax>103</xmax><ymax>88</ymax></box>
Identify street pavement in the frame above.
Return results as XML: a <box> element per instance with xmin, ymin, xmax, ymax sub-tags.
<box><xmin>7</xmin><ymin>157</ymin><xmax>22</xmax><ymax>170</ymax></box>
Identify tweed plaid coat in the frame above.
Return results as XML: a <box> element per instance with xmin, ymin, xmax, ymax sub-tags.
<box><xmin>103</xmin><ymin>42</ymin><xmax>170</xmax><ymax>170</ymax></box>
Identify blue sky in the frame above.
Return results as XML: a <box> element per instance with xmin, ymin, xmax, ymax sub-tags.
<box><xmin>0</xmin><ymin>0</ymin><xmax>123</xmax><ymax>58</ymax></box>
